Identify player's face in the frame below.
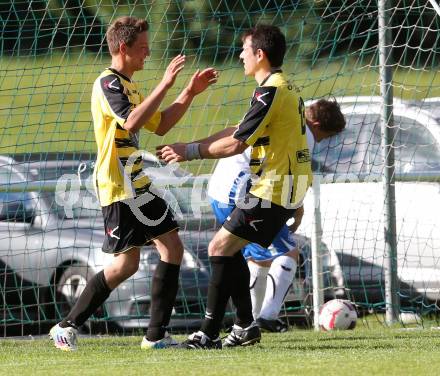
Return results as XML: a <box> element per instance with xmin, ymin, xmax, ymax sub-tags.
<box><xmin>239</xmin><ymin>36</ymin><xmax>258</xmax><ymax>76</ymax></box>
<box><xmin>125</xmin><ymin>31</ymin><xmax>150</xmax><ymax>72</ymax></box>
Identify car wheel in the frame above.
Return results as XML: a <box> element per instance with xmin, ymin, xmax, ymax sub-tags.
<box><xmin>56</xmin><ymin>265</ymin><xmax>91</xmax><ymax>311</ymax></box>
<box><xmin>44</xmin><ymin>264</ymin><xmax>107</xmax><ymax>332</ymax></box>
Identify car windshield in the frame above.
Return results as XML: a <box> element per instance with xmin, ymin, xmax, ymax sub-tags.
<box><xmin>32</xmin><ymin>162</ymin><xmax>101</xmax><ymax>220</ymax></box>
<box><xmin>33</xmin><ymin>160</ymin><xmax>208</xmax><ymax>219</ymax></box>
<box><xmin>313</xmin><ymin>113</ymin><xmax>376</xmax><ymax>174</ymax></box>
<box><xmin>2</xmin><ymin>157</ymin><xmax>209</xmax><ymax>222</ymax></box>
<box><xmin>312</xmin><ymin>112</ymin><xmax>440</xmax><ymax>175</ymax></box>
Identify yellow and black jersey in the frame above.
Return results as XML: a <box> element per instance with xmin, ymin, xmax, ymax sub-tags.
<box><xmin>233</xmin><ymin>71</ymin><xmax>312</xmax><ymax>208</ymax></box>
<box><xmin>91</xmin><ymin>67</ymin><xmax>161</xmax><ymax>206</ymax></box>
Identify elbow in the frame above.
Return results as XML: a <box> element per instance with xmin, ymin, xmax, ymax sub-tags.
<box><xmin>231</xmin><ymin>140</ymin><xmax>248</xmax><ymax>155</ymax></box>
<box><xmin>122</xmin><ymin>120</ymin><xmax>136</xmax><ymax>133</ymax></box>
<box><xmin>154</xmin><ymin>117</ymin><xmax>171</xmax><ymax>136</ymax></box>
<box><xmin>154</xmin><ymin>124</ymin><xmax>167</xmax><ymax>136</ymax></box>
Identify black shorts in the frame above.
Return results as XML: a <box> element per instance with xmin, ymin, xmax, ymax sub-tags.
<box><xmin>101</xmin><ymin>191</ymin><xmax>179</xmax><ymax>254</ymax></box>
<box><xmin>222</xmin><ymin>193</ymin><xmax>296</xmax><ymax>248</ymax></box>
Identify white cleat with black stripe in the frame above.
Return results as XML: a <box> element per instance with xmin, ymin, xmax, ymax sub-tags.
<box><xmin>49</xmin><ymin>323</ymin><xmax>78</xmax><ymax>351</ymax></box>
<box><xmin>223</xmin><ymin>321</ymin><xmax>261</xmax><ymax>347</ymax></box>
<box><xmin>179</xmin><ymin>331</ymin><xmax>222</xmax><ymax>349</ymax></box>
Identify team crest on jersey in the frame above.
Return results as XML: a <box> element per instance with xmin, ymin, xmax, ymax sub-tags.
<box><xmin>296</xmin><ymin>149</ymin><xmax>311</xmax><ymax>163</ymax></box>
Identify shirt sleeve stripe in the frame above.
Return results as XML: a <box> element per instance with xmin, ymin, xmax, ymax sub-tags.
<box><xmin>233</xmin><ymin>86</ymin><xmax>277</xmax><ymax>145</ymax></box>
<box><xmin>100</xmin><ymin>74</ymin><xmax>132</xmax><ymax>122</ymax></box>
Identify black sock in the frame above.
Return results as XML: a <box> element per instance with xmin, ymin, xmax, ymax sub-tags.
<box><xmin>146</xmin><ymin>261</ymin><xmax>180</xmax><ymax>341</ymax></box>
<box><xmin>60</xmin><ymin>270</ymin><xmax>111</xmax><ymax>328</ymax></box>
<box><xmin>200</xmin><ymin>256</ymin><xmax>234</xmax><ymax>339</ymax></box>
<box><xmin>230</xmin><ymin>252</ymin><xmax>254</xmax><ymax>328</ymax></box>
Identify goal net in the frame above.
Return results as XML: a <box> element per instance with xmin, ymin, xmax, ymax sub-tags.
<box><xmin>1</xmin><ymin>0</ymin><xmax>440</xmax><ymax>335</ymax></box>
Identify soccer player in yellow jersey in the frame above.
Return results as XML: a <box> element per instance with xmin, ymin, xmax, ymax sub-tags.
<box><xmin>157</xmin><ymin>24</ymin><xmax>312</xmax><ymax>349</ymax></box>
<box><xmin>207</xmin><ymin>99</ymin><xmax>345</xmax><ymax>333</ymax></box>
<box><xmin>49</xmin><ymin>16</ymin><xmax>218</xmax><ymax>351</ymax></box>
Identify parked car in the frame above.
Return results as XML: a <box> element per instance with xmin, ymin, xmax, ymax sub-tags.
<box><xmin>299</xmin><ymin>96</ymin><xmax>440</xmax><ymax>312</ymax></box>
<box><xmin>0</xmin><ymin>151</ymin><xmax>346</xmax><ymax>333</ymax></box>
<box><xmin>0</xmin><ymin>152</ymin><xmax>216</xmax><ymax>335</ymax></box>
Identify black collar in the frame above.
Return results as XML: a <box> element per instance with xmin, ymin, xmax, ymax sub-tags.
<box><xmin>108</xmin><ymin>67</ymin><xmax>132</xmax><ymax>82</ymax></box>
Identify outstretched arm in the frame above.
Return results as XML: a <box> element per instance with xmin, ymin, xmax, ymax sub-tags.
<box><xmin>155</xmin><ymin>68</ymin><xmax>218</xmax><ymax>136</ymax></box>
<box><xmin>199</xmin><ymin>135</ymin><xmax>247</xmax><ymax>159</ymax></box>
<box><xmin>123</xmin><ymin>55</ymin><xmax>186</xmax><ymax>133</ymax></box>
<box><xmin>196</xmin><ymin>127</ymin><xmax>236</xmax><ymax>144</ymax></box>
<box><xmin>156</xmin><ymin>82</ymin><xmax>277</xmax><ymax>163</ymax></box>
<box><xmin>156</xmin><ymin>133</ymin><xmax>247</xmax><ymax>163</ymax></box>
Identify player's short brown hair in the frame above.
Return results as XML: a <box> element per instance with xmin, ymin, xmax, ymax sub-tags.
<box><xmin>242</xmin><ymin>24</ymin><xmax>286</xmax><ymax>68</ymax></box>
<box><xmin>308</xmin><ymin>98</ymin><xmax>346</xmax><ymax>133</ymax></box>
<box><xmin>106</xmin><ymin>16</ymin><xmax>149</xmax><ymax>55</ymax></box>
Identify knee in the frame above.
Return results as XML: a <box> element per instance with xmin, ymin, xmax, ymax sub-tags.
<box><xmin>158</xmin><ymin>234</ymin><xmax>184</xmax><ymax>264</ymax></box>
<box><xmin>172</xmin><ymin>237</ymin><xmax>184</xmax><ymax>258</ymax></box>
<box><xmin>124</xmin><ymin>262</ymin><xmax>139</xmax><ymax>278</ymax></box>
<box><xmin>105</xmin><ymin>262</ymin><xmax>138</xmax><ymax>289</ymax></box>
<box><xmin>111</xmin><ymin>262</ymin><xmax>138</xmax><ymax>280</ymax></box>
<box><xmin>168</xmin><ymin>242</ymin><xmax>184</xmax><ymax>264</ymax></box>
<box><xmin>208</xmin><ymin>237</ymin><xmax>225</xmax><ymax>257</ymax></box>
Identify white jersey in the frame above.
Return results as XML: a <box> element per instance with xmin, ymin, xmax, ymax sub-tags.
<box><xmin>207</xmin><ymin>148</ymin><xmax>252</xmax><ymax>205</ymax></box>
<box><xmin>208</xmin><ymin>128</ymin><xmax>315</xmax><ymax>205</ymax></box>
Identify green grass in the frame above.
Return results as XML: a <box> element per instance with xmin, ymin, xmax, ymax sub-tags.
<box><xmin>1</xmin><ymin>327</ymin><xmax>440</xmax><ymax>375</ymax></box>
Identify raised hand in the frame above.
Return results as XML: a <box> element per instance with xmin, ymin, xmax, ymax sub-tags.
<box><xmin>156</xmin><ymin>143</ymin><xmax>187</xmax><ymax>163</ymax></box>
<box><xmin>161</xmin><ymin>54</ymin><xmax>186</xmax><ymax>89</ymax></box>
<box><xmin>187</xmin><ymin>68</ymin><xmax>219</xmax><ymax>96</ymax></box>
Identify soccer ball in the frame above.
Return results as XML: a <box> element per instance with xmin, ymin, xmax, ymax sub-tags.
<box><xmin>319</xmin><ymin>299</ymin><xmax>357</xmax><ymax>331</ymax></box>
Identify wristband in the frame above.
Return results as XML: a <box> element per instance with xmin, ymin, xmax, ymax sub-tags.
<box><xmin>185</xmin><ymin>142</ymin><xmax>202</xmax><ymax>160</ymax></box>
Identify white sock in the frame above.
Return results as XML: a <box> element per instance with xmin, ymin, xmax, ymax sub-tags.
<box><xmin>248</xmin><ymin>262</ymin><xmax>269</xmax><ymax>320</ymax></box>
<box><xmin>259</xmin><ymin>255</ymin><xmax>297</xmax><ymax>320</ymax></box>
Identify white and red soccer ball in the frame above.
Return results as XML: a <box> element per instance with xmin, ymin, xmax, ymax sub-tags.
<box><xmin>319</xmin><ymin>299</ymin><xmax>357</xmax><ymax>331</ymax></box>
